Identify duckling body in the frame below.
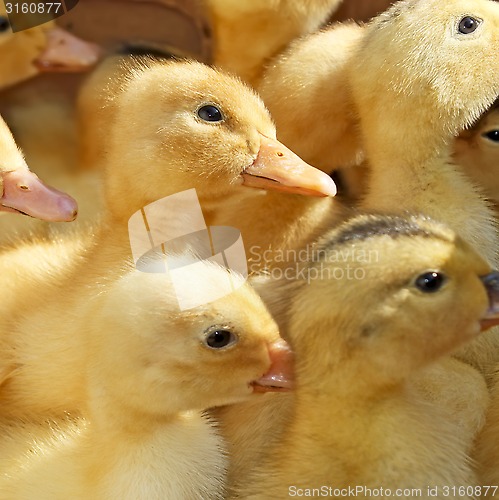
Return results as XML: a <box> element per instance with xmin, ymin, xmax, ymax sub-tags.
<box><xmin>0</xmin><ymin>59</ymin><xmax>327</xmax><ymax>419</ymax></box>
<box><xmin>235</xmin><ymin>215</ymin><xmax>499</xmax><ymax>498</ymax></box>
<box><xmin>0</xmin><ymin>264</ymin><xmax>292</xmax><ymax>499</ymax></box>
<box><xmin>206</xmin><ymin>0</ymin><xmax>343</xmax><ymax>86</ymax></box>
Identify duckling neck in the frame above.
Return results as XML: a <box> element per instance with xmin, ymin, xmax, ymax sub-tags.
<box><xmin>266</xmin><ymin>383</ymin><xmax>443</xmax><ymax>491</ymax></box>
<box><xmin>362</xmin><ymin>148</ymin><xmax>497</xmax><ymax>265</ymax></box>
<box><xmin>214</xmin><ymin>190</ymin><xmax>337</xmax><ymax>266</ymax></box>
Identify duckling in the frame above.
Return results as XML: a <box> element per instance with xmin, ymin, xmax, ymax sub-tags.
<box><xmin>0</xmin><ymin>58</ymin><xmax>330</xmax><ymax>419</ymax></box>
<box><xmin>205</xmin><ymin>0</ymin><xmax>343</xmax><ymax>86</ymax></box>
<box><xmin>0</xmin><ymin>114</ymin><xmax>77</xmax><ymax>222</ymax></box>
<box><xmin>347</xmin><ymin>0</ymin><xmax>499</xmax><ymax>373</ymax></box>
<box><xmin>0</xmin><ymin>261</ymin><xmax>293</xmax><ymax>499</ymax></box>
<box><xmin>453</xmin><ymin>103</ymin><xmax>499</xmax><ymax>205</ymax></box>
<box><xmin>235</xmin><ymin>214</ymin><xmax>499</xmax><ymax>498</ymax></box>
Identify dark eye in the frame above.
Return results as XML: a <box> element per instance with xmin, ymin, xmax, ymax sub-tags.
<box><xmin>415</xmin><ymin>272</ymin><xmax>446</xmax><ymax>293</ymax></box>
<box><xmin>204</xmin><ymin>328</ymin><xmax>237</xmax><ymax>349</ymax></box>
<box><xmin>0</xmin><ymin>17</ymin><xmax>10</xmax><ymax>33</ymax></box>
<box><xmin>198</xmin><ymin>104</ymin><xmax>223</xmax><ymax>122</ymax></box>
<box><xmin>483</xmin><ymin>130</ymin><xmax>499</xmax><ymax>142</ymax></box>
<box><xmin>458</xmin><ymin>16</ymin><xmax>480</xmax><ymax>35</ymax></box>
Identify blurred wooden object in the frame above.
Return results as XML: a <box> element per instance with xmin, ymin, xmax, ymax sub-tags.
<box><xmin>331</xmin><ymin>0</ymin><xmax>394</xmax><ymax>22</ymax></box>
<box><xmin>57</xmin><ymin>0</ymin><xmax>212</xmax><ymax>62</ymax></box>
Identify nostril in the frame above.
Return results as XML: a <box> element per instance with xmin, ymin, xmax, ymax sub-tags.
<box><xmin>18</xmin><ymin>184</ymin><xmax>30</xmax><ymax>191</ymax></box>
<box><xmin>276</xmin><ymin>152</ymin><xmax>284</xmax><ymax>157</ymax></box>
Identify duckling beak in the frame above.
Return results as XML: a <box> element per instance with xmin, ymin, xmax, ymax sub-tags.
<box><xmin>251</xmin><ymin>339</ymin><xmax>294</xmax><ymax>393</ymax></box>
<box><xmin>480</xmin><ymin>272</ymin><xmax>499</xmax><ymax>331</ymax></box>
<box><xmin>0</xmin><ymin>169</ymin><xmax>78</xmax><ymax>222</ymax></box>
<box><xmin>34</xmin><ymin>27</ymin><xmax>101</xmax><ymax>72</ymax></box>
<box><xmin>242</xmin><ymin>135</ymin><xmax>337</xmax><ymax>197</ymax></box>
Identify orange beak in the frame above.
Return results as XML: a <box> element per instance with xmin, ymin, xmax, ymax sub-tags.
<box><xmin>242</xmin><ymin>135</ymin><xmax>337</xmax><ymax>197</ymax></box>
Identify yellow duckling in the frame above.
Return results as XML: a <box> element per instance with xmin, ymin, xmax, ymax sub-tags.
<box><xmin>0</xmin><ymin>58</ymin><xmax>330</xmax><ymax>420</ymax></box>
<box><xmin>0</xmin><ymin>261</ymin><xmax>293</xmax><ymax>499</ymax></box>
<box><xmin>205</xmin><ymin>0</ymin><xmax>343</xmax><ymax>86</ymax></box>
<box><xmin>235</xmin><ymin>214</ymin><xmax>499</xmax><ymax>499</ymax></box>
<box><xmin>453</xmin><ymin>103</ymin><xmax>499</xmax><ymax>205</ymax></box>
<box><xmin>348</xmin><ymin>0</ymin><xmax>499</xmax><ymax>374</ymax></box>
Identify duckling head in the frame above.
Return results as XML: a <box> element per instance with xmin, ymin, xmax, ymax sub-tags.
<box><xmin>103</xmin><ymin>58</ymin><xmax>336</xmax><ymax>219</ymax></box>
<box><xmin>84</xmin><ymin>261</ymin><xmax>293</xmax><ymax>416</ymax></box>
<box><xmin>285</xmin><ymin>214</ymin><xmax>499</xmax><ymax>394</ymax></box>
<box><xmin>350</xmin><ymin>0</ymin><xmax>499</xmax><ymax>163</ymax></box>
<box><xmin>454</xmin><ymin>104</ymin><xmax>499</xmax><ymax>203</ymax></box>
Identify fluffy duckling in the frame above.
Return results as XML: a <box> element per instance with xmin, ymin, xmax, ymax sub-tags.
<box><xmin>347</xmin><ymin>0</ymin><xmax>499</xmax><ymax>373</ymax></box>
<box><xmin>235</xmin><ymin>214</ymin><xmax>499</xmax><ymax>498</ymax></box>
<box><xmin>0</xmin><ymin>5</ymin><xmax>100</xmax><ymax>90</ymax></box>
<box><xmin>205</xmin><ymin>0</ymin><xmax>343</xmax><ymax>86</ymax></box>
<box><xmin>0</xmin><ymin>58</ymin><xmax>331</xmax><ymax>419</ymax></box>
<box><xmin>0</xmin><ymin>262</ymin><xmax>293</xmax><ymax>499</ymax></box>
<box><xmin>453</xmin><ymin>103</ymin><xmax>499</xmax><ymax>205</ymax></box>
<box><xmin>0</xmin><ymin>114</ymin><xmax>77</xmax><ymax>222</ymax></box>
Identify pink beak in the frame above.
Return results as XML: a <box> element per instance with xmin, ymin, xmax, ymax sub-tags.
<box><xmin>34</xmin><ymin>26</ymin><xmax>101</xmax><ymax>72</ymax></box>
<box><xmin>0</xmin><ymin>169</ymin><xmax>78</xmax><ymax>222</ymax></box>
<box><xmin>252</xmin><ymin>339</ymin><xmax>294</xmax><ymax>393</ymax></box>
<box><xmin>242</xmin><ymin>135</ymin><xmax>337</xmax><ymax>197</ymax></box>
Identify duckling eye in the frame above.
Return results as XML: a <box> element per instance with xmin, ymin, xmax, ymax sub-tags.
<box><xmin>197</xmin><ymin>105</ymin><xmax>223</xmax><ymax>123</ymax></box>
<box><xmin>458</xmin><ymin>16</ymin><xmax>480</xmax><ymax>34</ymax></box>
<box><xmin>204</xmin><ymin>329</ymin><xmax>238</xmax><ymax>349</ymax></box>
<box><xmin>483</xmin><ymin>130</ymin><xmax>499</xmax><ymax>143</ymax></box>
<box><xmin>0</xmin><ymin>17</ymin><xmax>10</xmax><ymax>33</ymax></box>
<box><xmin>415</xmin><ymin>272</ymin><xmax>446</xmax><ymax>293</ymax></box>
